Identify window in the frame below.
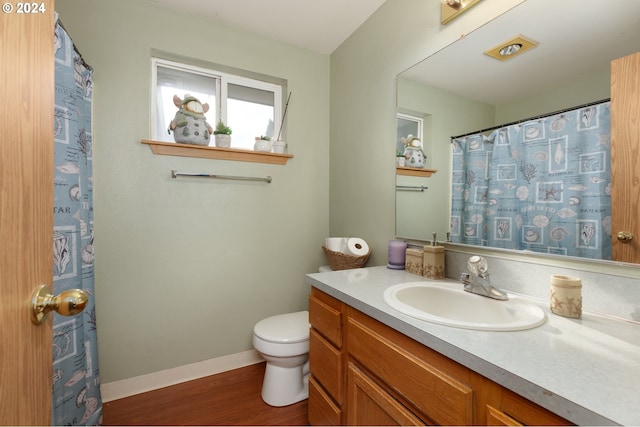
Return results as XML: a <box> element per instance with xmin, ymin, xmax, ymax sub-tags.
<box><xmin>152</xmin><ymin>58</ymin><xmax>283</xmax><ymax>150</ymax></box>
<box><xmin>397</xmin><ymin>113</ymin><xmax>423</xmax><ymax>155</ymax></box>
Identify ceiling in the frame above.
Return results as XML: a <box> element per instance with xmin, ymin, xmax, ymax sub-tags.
<box><xmin>401</xmin><ymin>0</ymin><xmax>640</xmax><ymax>106</ymax></box>
<box><xmin>147</xmin><ymin>0</ymin><xmax>387</xmax><ymax>55</ymax></box>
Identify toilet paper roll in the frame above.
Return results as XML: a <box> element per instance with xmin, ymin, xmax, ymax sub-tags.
<box><xmin>325</xmin><ymin>237</ymin><xmax>347</xmax><ymax>252</ymax></box>
<box><xmin>345</xmin><ymin>237</ymin><xmax>369</xmax><ymax>256</ymax></box>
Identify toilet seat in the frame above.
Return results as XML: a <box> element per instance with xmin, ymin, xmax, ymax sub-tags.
<box><xmin>253</xmin><ymin>311</ymin><xmax>309</xmax><ymax>344</ymax></box>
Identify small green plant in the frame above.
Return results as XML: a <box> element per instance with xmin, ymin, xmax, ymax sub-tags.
<box><xmin>256</xmin><ymin>135</ymin><xmax>271</xmax><ymax>141</ymax></box>
<box><xmin>213</xmin><ymin>120</ymin><xmax>232</xmax><ymax>135</ymax></box>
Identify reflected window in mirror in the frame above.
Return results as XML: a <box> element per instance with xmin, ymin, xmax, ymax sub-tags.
<box><xmin>397</xmin><ymin>113</ymin><xmax>422</xmax><ymax>157</ymax></box>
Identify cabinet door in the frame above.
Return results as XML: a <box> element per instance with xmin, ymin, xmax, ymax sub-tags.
<box><xmin>309</xmin><ymin>328</ymin><xmax>343</xmax><ymax>404</ymax></box>
<box><xmin>486</xmin><ymin>405</ymin><xmax>523</xmax><ymax>426</ymax></box>
<box><xmin>347</xmin><ymin>314</ymin><xmax>473</xmax><ymax>425</ymax></box>
<box><xmin>346</xmin><ymin>363</ymin><xmax>425</xmax><ymax>426</ymax></box>
<box><xmin>309</xmin><ymin>292</ymin><xmax>343</xmax><ymax>347</ymax></box>
<box><xmin>611</xmin><ymin>51</ymin><xmax>640</xmax><ymax>262</ymax></box>
<box><xmin>309</xmin><ymin>376</ymin><xmax>342</xmax><ymax>426</ymax></box>
<box><xmin>498</xmin><ymin>390</ymin><xmax>572</xmax><ymax>426</ymax></box>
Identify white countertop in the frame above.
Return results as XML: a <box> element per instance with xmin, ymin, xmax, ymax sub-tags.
<box><xmin>305</xmin><ymin>266</ymin><xmax>640</xmax><ymax>426</ymax></box>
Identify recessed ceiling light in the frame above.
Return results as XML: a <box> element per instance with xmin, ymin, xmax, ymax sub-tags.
<box><xmin>499</xmin><ymin>43</ymin><xmax>522</xmax><ymax>56</ymax></box>
<box><xmin>484</xmin><ymin>35</ymin><xmax>538</xmax><ymax>61</ymax></box>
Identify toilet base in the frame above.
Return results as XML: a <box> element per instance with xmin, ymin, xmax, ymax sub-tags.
<box><xmin>261</xmin><ymin>360</ymin><xmax>310</xmax><ymax>407</ymax></box>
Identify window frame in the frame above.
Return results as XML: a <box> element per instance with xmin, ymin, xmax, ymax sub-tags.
<box><xmin>151</xmin><ymin>57</ymin><xmax>284</xmax><ymax>146</ymax></box>
<box><xmin>397</xmin><ymin>112</ymin><xmax>424</xmax><ymax>153</ymax></box>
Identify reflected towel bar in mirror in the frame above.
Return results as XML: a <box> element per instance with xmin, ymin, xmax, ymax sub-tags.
<box><xmin>396</xmin><ymin>185</ymin><xmax>428</xmax><ymax>192</ymax></box>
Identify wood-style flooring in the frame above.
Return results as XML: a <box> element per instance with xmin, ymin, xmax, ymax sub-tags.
<box><xmin>102</xmin><ymin>362</ymin><xmax>308</xmax><ymax>426</ymax></box>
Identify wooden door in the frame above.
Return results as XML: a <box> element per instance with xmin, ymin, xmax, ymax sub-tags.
<box><xmin>0</xmin><ymin>0</ymin><xmax>55</xmax><ymax>424</ymax></box>
<box><xmin>346</xmin><ymin>363</ymin><xmax>424</xmax><ymax>426</ymax></box>
<box><xmin>611</xmin><ymin>51</ymin><xmax>640</xmax><ymax>263</ymax></box>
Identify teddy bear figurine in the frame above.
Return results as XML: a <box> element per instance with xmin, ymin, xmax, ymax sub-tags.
<box><xmin>168</xmin><ymin>94</ymin><xmax>213</xmax><ymax>146</ymax></box>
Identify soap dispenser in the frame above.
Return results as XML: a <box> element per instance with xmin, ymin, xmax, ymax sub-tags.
<box><xmin>423</xmin><ymin>233</ymin><xmax>445</xmax><ymax>279</ymax></box>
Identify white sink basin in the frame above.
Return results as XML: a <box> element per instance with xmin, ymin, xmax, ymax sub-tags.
<box><xmin>383</xmin><ymin>282</ymin><xmax>546</xmax><ymax>331</ymax></box>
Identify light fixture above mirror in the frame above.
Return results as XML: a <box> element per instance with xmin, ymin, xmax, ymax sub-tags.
<box><xmin>441</xmin><ymin>0</ymin><xmax>481</xmax><ymax>25</ymax></box>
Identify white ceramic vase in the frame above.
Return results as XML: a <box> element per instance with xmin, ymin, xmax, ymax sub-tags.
<box><xmin>272</xmin><ymin>140</ymin><xmax>286</xmax><ymax>153</ymax></box>
<box><xmin>215</xmin><ymin>134</ymin><xmax>231</xmax><ymax>148</ymax></box>
<box><xmin>254</xmin><ymin>138</ymin><xmax>272</xmax><ymax>152</ymax></box>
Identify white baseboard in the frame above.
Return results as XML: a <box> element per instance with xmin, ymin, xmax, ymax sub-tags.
<box><xmin>100</xmin><ymin>349</ymin><xmax>264</xmax><ymax>402</ymax></box>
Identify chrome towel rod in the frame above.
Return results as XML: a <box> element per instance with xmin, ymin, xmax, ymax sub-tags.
<box><xmin>396</xmin><ymin>185</ymin><xmax>428</xmax><ymax>192</ymax></box>
<box><xmin>171</xmin><ymin>170</ymin><xmax>272</xmax><ymax>183</ymax></box>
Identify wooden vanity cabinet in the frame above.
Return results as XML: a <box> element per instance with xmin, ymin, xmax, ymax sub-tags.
<box><xmin>486</xmin><ymin>389</ymin><xmax>572</xmax><ymax>426</ymax></box>
<box><xmin>308</xmin><ymin>287</ymin><xmax>572</xmax><ymax>426</ymax></box>
<box><xmin>308</xmin><ymin>288</ymin><xmax>346</xmax><ymax>425</ymax></box>
<box><xmin>347</xmin><ymin>308</ymin><xmax>474</xmax><ymax>425</ymax></box>
<box><xmin>346</xmin><ymin>362</ymin><xmax>424</xmax><ymax>425</ymax></box>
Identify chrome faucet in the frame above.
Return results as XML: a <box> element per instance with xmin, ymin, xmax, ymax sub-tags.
<box><xmin>460</xmin><ymin>256</ymin><xmax>508</xmax><ymax>301</ymax></box>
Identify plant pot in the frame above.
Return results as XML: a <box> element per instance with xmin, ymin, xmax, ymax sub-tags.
<box><xmin>254</xmin><ymin>139</ymin><xmax>272</xmax><ymax>152</ymax></box>
<box><xmin>215</xmin><ymin>134</ymin><xmax>231</xmax><ymax>148</ymax></box>
<box><xmin>272</xmin><ymin>140</ymin><xmax>286</xmax><ymax>154</ymax></box>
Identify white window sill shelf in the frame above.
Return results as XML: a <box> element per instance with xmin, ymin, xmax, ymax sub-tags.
<box><xmin>396</xmin><ymin>166</ymin><xmax>437</xmax><ymax>177</ymax></box>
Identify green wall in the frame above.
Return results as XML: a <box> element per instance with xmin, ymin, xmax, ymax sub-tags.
<box><xmin>56</xmin><ymin>0</ymin><xmax>330</xmax><ymax>383</ymax></box>
<box><xmin>495</xmin><ymin>64</ymin><xmax>611</xmax><ymax>123</ymax></box>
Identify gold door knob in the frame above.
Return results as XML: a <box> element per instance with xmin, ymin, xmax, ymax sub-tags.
<box><xmin>616</xmin><ymin>231</ymin><xmax>633</xmax><ymax>243</ymax></box>
<box><xmin>31</xmin><ymin>285</ymin><xmax>88</xmax><ymax>325</ymax></box>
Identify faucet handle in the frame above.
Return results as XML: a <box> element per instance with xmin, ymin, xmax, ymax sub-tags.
<box><xmin>467</xmin><ymin>256</ymin><xmax>488</xmax><ymax>276</ymax></box>
<box><xmin>460</xmin><ymin>272</ymin><xmax>471</xmax><ymax>282</ymax></box>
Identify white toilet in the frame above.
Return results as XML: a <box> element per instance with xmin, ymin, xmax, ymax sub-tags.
<box><xmin>252</xmin><ymin>310</ymin><xmax>310</xmax><ymax>407</ymax></box>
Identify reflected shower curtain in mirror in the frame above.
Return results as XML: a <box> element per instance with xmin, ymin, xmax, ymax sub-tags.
<box><xmin>53</xmin><ymin>18</ymin><xmax>102</xmax><ymax>425</ymax></box>
<box><xmin>450</xmin><ymin>101</ymin><xmax>612</xmax><ymax>260</ymax></box>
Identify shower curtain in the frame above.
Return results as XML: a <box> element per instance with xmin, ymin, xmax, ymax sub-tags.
<box><xmin>53</xmin><ymin>17</ymin><xmax>102</xmax><ymax>425</ymax></box>
<box><xmin>451</xmin><ymin>101</ymin><xmax>611</xmax><ymax>260</ymax></box>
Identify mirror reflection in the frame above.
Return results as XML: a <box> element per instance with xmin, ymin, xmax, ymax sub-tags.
<box><xmin>395</xmin><ymin>0</ymin><xmax>640</xmax><ymax>262</ymax></box>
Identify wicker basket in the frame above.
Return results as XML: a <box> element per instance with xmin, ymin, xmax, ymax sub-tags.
<box><xmin>322</xmin><ymin>246</ymin><xmax>370</xmax><ymax>271</ymax></box>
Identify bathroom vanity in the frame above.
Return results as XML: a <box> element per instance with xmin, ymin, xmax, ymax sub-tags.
<box><xmin>305</xmin><ymin>266</ymin><xmax>639</xmax><ymax>426</ymax></box>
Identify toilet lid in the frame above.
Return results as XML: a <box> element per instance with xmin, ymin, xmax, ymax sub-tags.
<box><xmin>254</xmin><ymin>310</ymin><xmax>309</xmax><ymax>343</ymax></box>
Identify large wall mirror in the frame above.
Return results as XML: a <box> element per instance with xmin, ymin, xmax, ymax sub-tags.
<box><xmin>396</xmin><ymin>0</ymin><xmax>640</xmax><ymax>264</ymax></box>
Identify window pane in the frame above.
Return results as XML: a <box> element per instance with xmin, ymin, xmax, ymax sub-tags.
<box><xmin>156</xmin><ymin>65</ymin><xmax>217</xmax><ymax>143</ymax></box>
<box><xmin>227</xmin><ymin>83</ymin><xmax>275</xmax><ymax>150</ymax></box>
<box><xmin>397</xmin><ymin>115</ymin><xmax>421</xmax><ymax>155</ymax></box>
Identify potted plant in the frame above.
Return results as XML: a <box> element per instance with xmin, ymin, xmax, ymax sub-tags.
<box><xmin>213</xmin><ymin>120</ymin><xmax>232</xmax><ymax>148</ymax></box>
<box><xmin>396</xmin><ymin>151</ymin><xmax>406</xmax><ymax>167</ymax></box>
<box><xmin>254</xmin><ymin>135</ymin><xmax>272</xmax><ymax>152</ymax></box>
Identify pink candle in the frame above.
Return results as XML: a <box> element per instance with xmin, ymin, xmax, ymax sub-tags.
<box><xmin>388</xmin><ymin>240</ymin><xmax>407</xmax><ymax>269</ymax></box>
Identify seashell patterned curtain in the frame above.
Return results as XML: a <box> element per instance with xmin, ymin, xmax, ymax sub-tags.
<box><xmin>450</xmin><ymin>101</ymin><xmax>612</xmax><ymax>260</ymax></box>
<box><xmin>52</xmin><ymin>17</ymin><xmax>102</xmax><ymax>425</ymax></box>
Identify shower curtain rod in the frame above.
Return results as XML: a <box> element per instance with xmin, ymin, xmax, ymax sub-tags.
<box><xmin>450</xmin><ymin>98</ymin><xmax>610</xmax><ymax>140</ymax></box>
<box><xmin>56</xmin><ymin>18</ymin><xmax>94</xmax><ymax>71</ymax></box>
